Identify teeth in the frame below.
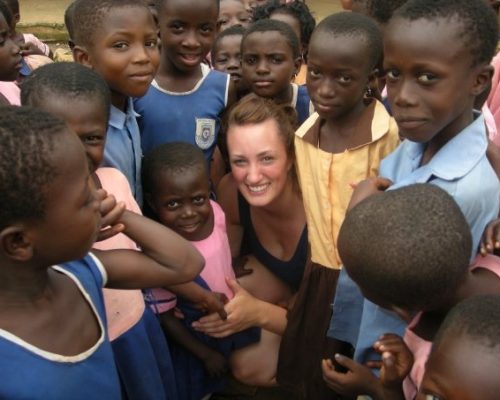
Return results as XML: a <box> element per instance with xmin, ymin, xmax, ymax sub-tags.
<box><xmin>248</xmin><ymin>184</ymin><xmax>268</xmax><ymax>193</ymax></box>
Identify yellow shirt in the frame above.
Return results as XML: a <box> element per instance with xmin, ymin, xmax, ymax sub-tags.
<box><xmin>294</xmin><ymin>100</ymin><xmax>399</xmax><ymax>269</ymax></box>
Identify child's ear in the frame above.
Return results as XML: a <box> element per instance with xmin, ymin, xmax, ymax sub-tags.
<box><xmin>471</xmin><ymin>64</ymin><xmax>494</xmax><ymax>97</ymax></box>
<box><xmin>293</xmin><ymin>56</ymin><xmax>303</xmax><ymax>79</ymax></box>
<box><xmin>0</xmin><ymin>226</ymin><xmax>34</xmax><ymax>262</ymax></box>
<box><xmin>72</xmin><ymin>45</ymin><xmax>93</xmax><ymax>69</ymax></box>
<box><xmin>367</xmin><ymin>68</ymin><xmax>379</xmax><ymax>88</ymax></box>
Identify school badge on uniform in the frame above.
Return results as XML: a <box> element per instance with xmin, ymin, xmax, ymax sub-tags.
<box><xmin>195</xmin><ymin>118</ymin><xmax>216</xmax><ymax>150</ymax></box>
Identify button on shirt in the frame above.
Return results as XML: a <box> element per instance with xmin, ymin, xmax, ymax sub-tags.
<box><xmin>103</xmin><ymin>99</ymin><xmax>143</xmax><ymax>206</ymax></box>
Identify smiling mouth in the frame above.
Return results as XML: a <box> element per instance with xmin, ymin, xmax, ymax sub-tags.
<box><xmin>179</xmin><ymin>222</ymin><xmax>201</xmax><ymax>233</ymax></box>
<box><xmin>247</xmin><ymin>183</ymin><xmax>269</xmax><ymax>194</ymax></box>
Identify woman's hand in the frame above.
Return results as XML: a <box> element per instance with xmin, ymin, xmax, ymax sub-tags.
<box><xmin>192</xmin><ymin>278</ymin><xmax>262</xmax><ymax>337</ymax></box>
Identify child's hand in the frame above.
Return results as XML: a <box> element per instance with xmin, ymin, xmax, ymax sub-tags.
<box><xmin>195</xmin><ymin>291</ymin><xmax>228</xmax><ymax>321</ymax></box>
<box><xmin>480</xmin><ymin>218</ymin><xmax>500</xmax><ymax>256</ymax></box>
<box><xmin>95</xmin><ymin>189</ymin><xmax>126</xmax><ymax>242</ymax></box>
<box><xmin>232</xmin><ymin>256</ymin><xmax>253</xmax><ymax>278</ymax></box>
<box><xmin>348</xmin><ymin>177</ymin><xmax>392</xmax><ymax>211</ymax></box>
<box><xmin>201</xmin><ymin>348</ymin><xmax>228</xmax><ymax>378</ymax></box>
<box><xmin>321</xmin><ymin>354</ymin><xmax>382</xmax><ymax>398</ymax></box>
<box><xmin>369</xmin><ymin>334</ymin><xmax>413</xmax><ymax>389</ymax></box>
<box><xmin>20</xmin><ymin>42</ymin><xmax>46</xmax><ymax>57</ymax></box>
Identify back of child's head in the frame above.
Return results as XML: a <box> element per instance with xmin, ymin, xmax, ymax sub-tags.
<box><xmin>252</xmin><ymin>0</ymin><xmax>315</xmax><ymax>53</ymax></box>
<box><xmin>311</xmin><ymin>11</ymin><xmax>382</xmax><ymax>72</ymax></box>
<box><xmin>1</xmin><ymin>0</ymin><xmax>18</xmax><ymax>17</ymax></box>
<box><xmin>393</xmin><ymin>0</ymin><xmax>498</xmax><ymax>67</ymax></box>
<box><xmin>242</xmin><ymin>18</ymin><xmax>300</xmax><ymax>60</ymax></box>
<box><xmin>338</xmin><ymin>184</ymin><xmax>471</xmax><ymax>312</ymax></box>
<box><xmin>0</xmin><ymin>106</ymin><xmax>68</xmax><ymax>230</ymax></box>
<box><xmin>351</xmin><ymin>0</ymin><xmax>407</xmax><ymax>25</ymax></box>
<box><xmin>72</xmin><ymin>0</ymin><xmax>151</xmax><ymax>48</ymax></box>
<box><xmin>142</xmin><ymin>142</ymin><xmax>207</xmax><ymax>196</ymax></box>
<box><xmin>0</xmin><ymin>1</ymin><xmax>12</xmax><ymax>28</ymax></box>
<box><xmin>64</xmin><ymin>1</ymin><xmax>77</xmax><ymax>44</ymax></box>
<box><xmin>212</xmin><ymin>24</ymin><xmax>246</xmax><ymax>55</ymax></box>
<box><xmin>21</xmin><ymin>62</ymin><xmax>111</xmax><ymax>119</ymax></box>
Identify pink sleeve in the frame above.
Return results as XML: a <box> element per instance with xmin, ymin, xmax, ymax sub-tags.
<box><xmin>23</xmin><ymin>33</ymin><xmax>50</xmax><ymax>56</ymax></box>
<box><xmin>487</xmin><ymin>53</ymin><xmax>500</xmax><ymax>141</ymax></box>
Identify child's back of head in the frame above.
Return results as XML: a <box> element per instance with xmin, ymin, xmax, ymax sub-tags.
<box><xmin>420</xmin><ymin>294</ymin><xmax>500</xmax><ymax>400</ymax></box>
<box><xmin>338</xmin><ymin>183</ymin><xmax>471</xmax><ymax>312</ymax></box>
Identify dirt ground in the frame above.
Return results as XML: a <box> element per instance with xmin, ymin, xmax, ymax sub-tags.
<box><xmin>19</xmin><ymin>0</ymin><xmax>343</xmax><ymax>25</ymax></box>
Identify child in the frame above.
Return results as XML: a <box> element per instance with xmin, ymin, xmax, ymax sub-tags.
<box><xmin>419</xmin><ymin>295</ymin><xmax>500</xmax><ymax>400</ymax></box>
<box><xmin>212</xmin><ymin>25</ymin><xmax>247</xmax><ymax>99</ymax></box>
<box><xmin>135</xmin><ymin>0</ymin><xmax>234</xmax><ymax>167</ymax></box>
<box><xmin>217</xmin><ymin>0</ymin><xmax>250</xmax><ymax>32</ymax></box>
<box><xmin>142</xmin><ymin>142</ymin><xmax>259</xmax><ymax>400</ymax></box>
<box><xmin>253</xmin><ymin>0</ymin><xmax>316</xmax><ymax>85</ymax></box>
<box><xmin>325</xmin><ymin>184</ymin><xmax>500</xmax><ymax>399</ymax></box>
<box><xmin>72</xmin><ymin>0</ymin><xmax>160</xmax><ymax>206</ymax></box>
<box><xmin>241</xmin><ymin>19</ymin><xmax>311</xmax><ymax>125</ymax></box>
<box><xmin>0</xmin><ymin>2</ymin><xmax>21</xmax><ymax>105</ymax></box>
<box><xmin>284</xmin><ymin>11</ymin><xmax>399</xmax><ymax>400</ymax></box>
<box><xmin>21</xmin><ymin>61</ymin><xmax>180</xmax><ymax>400</ymax></box>
<box><xmin>328</xmin><ymin>1</ymin><xmax>500</xmax><ymax>386</ymax></box>
<box><xmin>2</xmin><ymin>0</ymin><xmax>52</xmax><ymax>58</ymax></box>
<box><xmin>0</xmin><ymin>105</ymin><xmax>204</xmax><ymax>399</ymax></box>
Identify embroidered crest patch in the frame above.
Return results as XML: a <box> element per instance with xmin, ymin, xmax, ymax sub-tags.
<box><xmin>195</xmin><ymin>118</ymin><xmax>216</xmax><ymax>150</ymax></box>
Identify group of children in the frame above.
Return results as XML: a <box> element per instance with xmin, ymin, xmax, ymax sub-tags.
<box><xmin>1</xmin><ymin>0</ymin><xmax>500</xmax><ymax>399</ymax></box>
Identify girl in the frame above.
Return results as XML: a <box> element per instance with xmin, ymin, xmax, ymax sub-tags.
<box><xmin>21</xmin><ymin>62</ymin><xmax>178</xmax><ymax>400</ymax></box>
<box><xmin>142</xmin><ymin>142</ymin><xmax>259</xmax><ymax>400</ymax></box>
<box><xmin>194</xmin><ymin>94</ymin><xmax>308</xmax><ymax>394</ymax></box>
<box><xmin>0</xmin><ymin>2</ymin><xmax>22</xmax><ymax>105</ymax></box>
<box><xmin>241</xmin><ymin>19</ymin><xmax>311</xmax><ymax>125</ymax></box>
<box><xmin>253</xmin><ymin>0</ymin><xmax>316</xmax><ymax>85</ymax></box>
<box><xmin>0</xmin><ymin>105</ymin><xmax>203</xmax><ymax>399</ymax></box>
<box><xmin>217</xmin><ymin>0</ymin><xmax>251</xmax><ymax>32</ymax></box>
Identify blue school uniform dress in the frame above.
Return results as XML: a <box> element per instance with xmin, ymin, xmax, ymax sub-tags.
<box><xmin>0</xmin><ymin>253</ymin><xmax>121</xmax><ymax>400</ymax></box>
<box><xmin>292</xmin><ymin>83</ymin><xmax>312</xmax><ymax>125</ymax></box>
<box><xmin>328</xmin><ymin>113</ymin><xmax>500</xmax><ymax>370</ymax></box>
<box><xmin>104</xmin><ymin>99</ymin><xmax>143</xmax><ymax>206</ymax></box>
<box><xmin>135</xmin><ymin>64</ymin><xmax>229</xmax><ymax>164</ymax></box>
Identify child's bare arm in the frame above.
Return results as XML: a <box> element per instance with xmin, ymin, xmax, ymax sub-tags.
<box><xmin>160</xmin><ymin>311</ymin><xmax>228</xmax><ymax>378</ymax></box>
<box><xmin>95</xmin><ymin>209</ymin><xmax>204</xmax><ymax>289</ymax></box>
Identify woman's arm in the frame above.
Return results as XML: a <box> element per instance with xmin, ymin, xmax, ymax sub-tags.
<box><xmin>192</xmin><ymin>279</ymin><xmax>288</xmax><ymax>336</ymax></box>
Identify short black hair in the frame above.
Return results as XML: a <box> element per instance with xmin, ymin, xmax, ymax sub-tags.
<box><xmin>433</xmin><ymin>295</ymin><xmax>500</xmax><ymax>356</ymax></box>
<box><xmin>393</xmin><ymin>0</ymin><xmax>498</xmax><ymax>67</ymax></box>
<box><xmin>252</xmin><ymin>0</ymin><xmax>316</xmax><ymax>48</ymax></box>
<box><xmin>338</xmin><ymin>184</ymin><xmax>471</xmax><ymax>311</ymax></box>
<box><xmin>0</xmin><ymin>1</ymin><xmax>12</xmax><ymax>27</ymax></box>
<box><xmin>64</xmin><ymin>1</ymin><xmax>77</xmax><ymax>41</ymax></box>
<box><xmin>212</xmin><ymin>24</ymin><xmax>245</xmax><ymax>55</ymax></box>
<box><xmin>155</xmin><ymin>0</ymin><xmax>220</xmax><ymax>14</ymax></box>
<box><xmin>368</xmin><ymin>0</ymin><xmax>407</xmax><ymax>24</ymax></box>
<box><xmin>0</xmin><ymin>106</ymin><xmax>67</xmax><ymax>230</ymax></box>
<box><xmin>72</xmin><ymin>0</ymin><xmax>151</xmax><ymax>48</ymax></box>
<box><xmin>312</xmin><ymin>11</ymin><xmax>383</xmax><ymax>71</ymax></box>
<box><xmin>142</xmin><ymin>142</ymin><xmax>207</xmax><ymax>195</ymax></box>
<box><xmin>21</xmin><ymin>62</ymin><xmax>111</xmax><ymax>122</ymax></box>
<box><xmin>242</xmin><ymin>18</ymin><xmax>300</xmax><ymax>59</ymax></box>
<box><xmin>1</xmin><ymin>0</ymin><xmax>18</xmax><ymax>15</ymax></box>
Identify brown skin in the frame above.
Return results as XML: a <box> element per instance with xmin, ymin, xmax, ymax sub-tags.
<box><xmin>0</xmin><ymin>130</ymin><xmax>203</xmax><ymax>356</ymax></box>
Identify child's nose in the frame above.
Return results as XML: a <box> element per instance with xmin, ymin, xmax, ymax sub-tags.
<box><xmin>393</xmin><ymin>79</ymin><xmax>417</xmax><ymax>108</ymax></box>
<box><xmin>317</xmin><ymin>77</ymin><xmax>335</xmax><ymax>98</ymax></box>
<box><xmin>256</xmin><ymin>59</ymin><xmax>269</xmax><ymax>74</ymax></box>
<box><xmin>181</xmin><ymin>30</ymin><xmax>201</xmax><ymax>49</ymax></box>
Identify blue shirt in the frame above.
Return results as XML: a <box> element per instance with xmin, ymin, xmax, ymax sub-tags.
<box><xmin>0</xmin><ymin>254</ymin><xmax>122</xmax><ymax>399</ymax></box>
<box><xmin>103</xmin><ymin>99</ymin><xmax>143</xmax><ymax>206</ymax></box>
<box><xmin>354</xmin><ymin>113</ymin><xmax>500</xmax><ymax>364</ymax></box>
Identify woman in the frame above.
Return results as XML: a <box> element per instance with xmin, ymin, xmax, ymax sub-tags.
<box><xmin>193</xmin><ymin>94</ymin><xmax>308</xmax><ymax>387</ymax></box>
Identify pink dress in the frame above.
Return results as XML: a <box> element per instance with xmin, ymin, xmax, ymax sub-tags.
<box><xmin>148</xmin><ymin>200</ymin><xmax>235</xmax><ymax>313</ymax></box>
<box><xmin>488</xmin><ymin>52</ymin><xmax>500</xmax><ymax>148</ymax></box>
<box><xmin>403</xmin><ymin>254</ymin><xmax>500</xmax><ymax>399</ymax></box>
<box><xmin>0</xmin><ymin>81</ymin><xmax>20</xmax><ymax>105</ymax></box>
<box><xmin>92</xmin><ymin>167</ymin><xmax>145</xmax><ymax>340</ymax></box>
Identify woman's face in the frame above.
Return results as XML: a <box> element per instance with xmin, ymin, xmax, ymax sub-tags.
<box><xmin>227</xmin><ymin>118</ymin><xmax>292</xmax><ymax>207</ymax></box>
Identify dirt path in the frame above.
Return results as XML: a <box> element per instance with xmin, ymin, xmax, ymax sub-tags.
<box><xmin>19</xmin><ymin>0</ymin><xmax>341</xmax><ymax>25</ymax></box>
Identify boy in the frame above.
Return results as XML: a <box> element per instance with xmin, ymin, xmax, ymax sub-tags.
<box><xmin>324</xmin><ymin>0</ymin><xmax>500</xmax><ymax>396</ymax></box>
<box><xmin>134</xmin><ymin>0</ymin><xmax>234</xmax><ymax>167</ymax></box>
<box><xmin>72</xmin><ymin>0</ymin><xmax>160</xmax><ymax>206</ymax></box>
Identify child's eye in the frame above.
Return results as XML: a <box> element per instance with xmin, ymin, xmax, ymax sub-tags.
<box><xmin>385</xmin><ymin>69</ymin><xmax>400</xmax><ymax>81</ymax></box>
<box><xmin>417</xmin><ymin>73</ymin><xmax>437</xmax><ymax>84</ymax></box>
<box><xmin>271</xmin><ymin>55</ymin><xmax>283</xmax><ymax>64</ymax></box>
<box><xmin>338</xmin><ymin>75</ymin><xmax>352</xmax><ymax>84</ymax></box>
<box><xmin>243</xmin><ymin>56</ymin><xmax>256</xmax><ymax>65</ymax></box>
<box><xmin>83</xmin><ymin>135</ymin><xmax>104</xmax><ymax>145</ymax></box>
<box><xmin>425</xmin><ymin>394</ymin><xmax>442</xmax><ymax>400</ymax></box>
<box><xmin>145</xmin><ymin>39</ymin><xmax>158</xmax><ymax>48</ymax></box>
<box><xmin>200</xmin><ymin>24</ymin><xmax>214</xmax><ymax>34</ymax></box>
<box><xmin>170</xmin><ymin>22</ymin><xmax>184</xmax><ymax>33</ymax></box>
<box><xmin>166</xmin><ymin>200</ymin><xmax>180</xmax><ymax>209</ymax></box>
<box><xmin>192</xmin><ymin>196</ymin><xmax>206</xmax><ymax>205</ymax></box>
<box><xmin>112</xmin><ymin>42</ymin><xmax>128</xmax><ymax>49</ymax></box>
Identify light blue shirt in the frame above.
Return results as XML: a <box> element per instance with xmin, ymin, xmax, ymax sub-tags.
<box><xmin>103</xmin><ymin>99</ymin><xmax>143</xmax><ymax>206</ymax></box>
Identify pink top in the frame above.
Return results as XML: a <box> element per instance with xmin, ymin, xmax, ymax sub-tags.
<box><xmin>403</xmin><ymin>254</ymin><xmax>500</xmax><ymax>399</ymax></box>
<box><xmin>22</xmin><ymin>33</ymin><xmax>50</xmax><ymax>57</ymax></box>
<box><xmin>149</xmin><ymin>200</ymin><xmax>235</xmax><ymax>313</ymax></box>
<box><xmin>92</xmin><ymin>167</ymin><xmax>146</xmax><ymax>341</ymax></box>
<box><xmin>488</xmin><ymin>52</ymin><xmax>500</xmax><ymax>148</ymax></box>
<box><xmin>0</xmin><ymin>81</ymin><xmax>20</xmax><ymax>105</ymax></box>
